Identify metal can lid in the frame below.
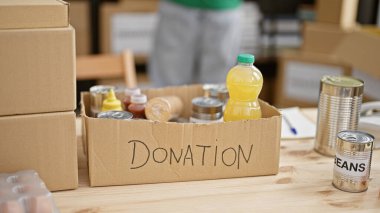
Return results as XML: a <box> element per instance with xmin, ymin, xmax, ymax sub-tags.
<box><xmin>97</xmin><ymin>111</ymin><xmax>133</xmax><ymax>120</ymax></box>
<box><xmin>192</xmin><ymin>97</ymin><xmax>223</xmax><ymax>114</ymax></box>
<box><xmin>322</xmin><ymin>76</ymin><xmax>363</xmax><ymax>87</ymax></box>
<box><xmin>90</xmin><ymin>85</ymin><xmax>115</xmax><ymax>94</ymax></box>
<box><xmin>337</xmin><ymin>130</ymin><xmax>375</xmax><ymax>144</ymax></box>
<box><xmin>203</xmin><ymin>84</ymin><xmax>229</xmax><ymax>102</ymax></box>
<box><xmin>321</xmin><ymin>76</ymin><xmax>364</xmax><ymax>97</ymax></box>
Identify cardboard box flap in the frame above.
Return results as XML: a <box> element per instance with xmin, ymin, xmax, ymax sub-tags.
<box><xmin>0</xmin><ymin>0</ymin><xmax>69</xmax><ymax>29</ymax></box>
<box><xmin>334</xmin><ymin>29</ymin><xmax>380</xmax><ymax>79</ymax></box>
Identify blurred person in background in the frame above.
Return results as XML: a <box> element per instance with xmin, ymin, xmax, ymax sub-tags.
<box><xmin>149</xmin><ymin>0</ymin><xmax>243</xmax><ymax>87</ymax></box>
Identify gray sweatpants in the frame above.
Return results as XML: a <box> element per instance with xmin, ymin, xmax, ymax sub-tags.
<box><xmin>149</xmin><ymin>0</ymin><xmax>242</xmax><ymax>87</ymax></box>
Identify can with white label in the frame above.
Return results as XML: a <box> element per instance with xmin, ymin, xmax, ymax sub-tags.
<box><xmin>333</xmin><ymin>130</ymin><xmax>374</xmax><ymax>192</ymax></box>
<box><xmin>315</xmin><ymin>76</ymin><xmax>364</xmax><ymax>156</ymax></box>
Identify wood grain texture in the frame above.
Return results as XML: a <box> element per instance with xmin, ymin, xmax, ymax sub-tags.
<box><xmin>53</xmin><ymin>109</ymin><xmax>380</xmax><ymax>212</ymax></box>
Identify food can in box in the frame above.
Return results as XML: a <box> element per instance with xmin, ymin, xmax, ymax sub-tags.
<box><xmin>333</xmin><ymin>130</ymin><xmax>374</xmax><ymax>192</ymax></box>
<box><xmin>190</xmin><ymin>97</ymin><xmax>223</xmax><ymax>123</ymax></box>
<box><xmin>315</xmin><ymin>76</ymin><xmax>364</xmax><ymax>156</ymax></box>
<box><xmin>97</xmin><ymin>111</ymin><xmax>133</xmax><ymax>120</ymax></box>
<box><xmin>90</xmin><ymin>85</ymin><xmax>114</xmax><ymax>117</ymax></box>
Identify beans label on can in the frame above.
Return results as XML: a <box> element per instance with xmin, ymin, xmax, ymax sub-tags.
<box><xmin>332</xmin><ymin>130</ymin><xmax>374</xmax><ymax>193</ymax></box>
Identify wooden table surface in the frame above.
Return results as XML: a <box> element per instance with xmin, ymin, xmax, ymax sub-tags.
<box><xmin>53</xmin><ymin>109</ymin><xmax>380</xmax><ymax>212</ymax></box>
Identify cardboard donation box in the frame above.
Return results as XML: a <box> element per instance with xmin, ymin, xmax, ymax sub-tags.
<box><xmin>334</xmin><ymin>28</ymin><xmax>380</xmax><ymax>100</ymax></box>
<box><xmin>82</xmin><ymin>85</ymin><xmax>281</xmax><ymax>187</ymax></box>
<box><xmin>275</xmin><ymin>51</ymin><xmax>352</xmax><ymax>107</ymax></box>
<box><xmin>0</xmin><ymin>112</ymin><xmax>78</xmax><ymax>191</ymax></box>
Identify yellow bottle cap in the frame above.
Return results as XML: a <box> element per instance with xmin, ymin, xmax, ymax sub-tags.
<box><xmin>101</xmin><ymin>89</ymin><xmax>123</xmax><ymax>112</ymax></box>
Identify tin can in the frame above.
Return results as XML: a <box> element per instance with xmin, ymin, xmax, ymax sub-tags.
<box><xmin>203</xmin><ymin>84</ymin><xmax>229</xmax><ymax>104</ymax></box>
<box><xmin>315</xmin><ymin>76</ymin><xmax>364</xmax><ymax>156</ymax></box>
<box><xmin>190</xmin><ymin>97</ymin><xmax>223</xmax><ymax>123</ymax></box>
<box><xmin>332</xmin><ymin>130</ymin><xmax>374</xmax><ymax>192</ymax></box>
<box><xmin>90</xmin><ymin>85</ymin><xmax>114</xmax><ymax>117</ymax></box>
<box><xmin>97</xmin><ymin>111</ymin><xmax>133</xmax><ymax>120</ymax></box>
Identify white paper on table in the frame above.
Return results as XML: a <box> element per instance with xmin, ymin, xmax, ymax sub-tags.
<box><xmin>280</xmin><ymin>107</ymin><xmax>316</xmax><ymax>139</ymax></box>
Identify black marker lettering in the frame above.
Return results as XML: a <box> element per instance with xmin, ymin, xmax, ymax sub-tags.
<box><xmin>222</xmin><ymin>147</ymin><xmax>237</xmax><ymax>167</ymax></box>
<box><xmin>153</xmin><ymin>147</ymin><xmax>168</xmax><ymax>163</ymax></box>
<box><xmin>128</xmin><ymin>140</ymin><xmax>150</xmax><ymax>169</ymax></box>
<box><xmin>214</xmin><ymin>146</ymin><xmax>218</xmax><ymax>166</ymax></box>
<box><xmin>237</xmin><ymin>144</ymin><xmax>253</xmax><ymax>169</ymax></box>
<box><xmin>183</xmin><ymin>145</ymin><xmax>194</xmax><ymax>166</ymax></box>
<box><xmin>169</xmin><ymin>148</ymin><xmax>183</xmax><ymax>164</ymax></box>
<box><xmin>196</xmin><ymin>145</ymin><xmax>211</xmax><ymax>166</ymax></box>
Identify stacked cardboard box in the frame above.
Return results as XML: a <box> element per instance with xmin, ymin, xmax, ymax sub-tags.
<box><xmin>67</xmin><ymin>0</ymin><xmax>91</xmax><ymax>55</ymax></box>
<box><xmin>275</xmin><ymin>0</ymin><xmax>360</xmax><ymax>107</ymax></box>
<box><xmin>0</xmin><ymin>0</ymin><xmax>77</xmax><ymax>191</ymax></box>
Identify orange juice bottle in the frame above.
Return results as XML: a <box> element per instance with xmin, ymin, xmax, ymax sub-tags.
<box><xmin>224</xmin><ymin>54</ymin><xmax>263</xmax><ymax>121</ymax></box>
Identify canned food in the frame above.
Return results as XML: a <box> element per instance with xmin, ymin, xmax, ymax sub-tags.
<box><xmin>315</xmin><ymin>76</ymin><xmax>364</xmax><ymax>156</ymax></box>
<box><xmin>90</xmin><ymin>85</ymin><xmax>115</xmax><ymax>117</ymax></box>
<box><xmin>97</xmin><ymin>111</ymin><xmax>133</xmax><ymax>120</ymax></box>
<box><xmin>190</xmin><ymin>97</ymin><xmax>223</xmax><ymax>123</ymax></box>
<box><xmin>203</xmin><ymin>84</ymin><xmax>229</xmax><ymax>104</ymax></box>
<box><xmin>333</xmin><ymin>130</ymin><xmax>374</xmax><ymax>192</ymax></box>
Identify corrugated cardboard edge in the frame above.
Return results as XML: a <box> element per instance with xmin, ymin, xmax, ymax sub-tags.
<box><xmin>81</xmin><ymin>85</ymin><xmax>281</xmax><ymax>186</ymax></box>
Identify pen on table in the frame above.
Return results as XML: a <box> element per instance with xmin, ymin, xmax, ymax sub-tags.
<box><xmin>283</xmin><ymin>115</ymin><xmax>297</xmax><ymax>135</ymax></box>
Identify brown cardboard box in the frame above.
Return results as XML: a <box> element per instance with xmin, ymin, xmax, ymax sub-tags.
<box><xmin>68</xmin><ymin>0</ymin><xmax>91</xmax><ymax>55</ymax></box>
<box><xmin>0</xmin><ymin>26</ymin><xmax>76</xmax><ymax>116</ymax></box>
<box><xmin>81</xmin><ymin>85</ymin><xmax>281</xmax><ymax>187</ymax></box>
<box><xmin>334</xmin><ymin>27</ymin><xmax>380</xmax><ymax>100</ymax></box>
<box><xmin>101</xmin><ymin>1</ymin><xmax>158</xmax><ymax>63</ymax></box>
<box><xmin>275</xmin><ymin>51</ymin><xmax>352</xmax><ymax>108</ymax></box>
<box><xmin>0</xmin><ymin>0</ymin><xmax>69</xmax><ymax>29</ymax></box>
<box><xmin>316</xmin><ymin>0</ymin><xmax>358</xmax><ymax>29</ymax></box>
<box><xmin>0</xmin><ymin>111</ymin><xmax>78</xmax><ymax>191</ymax></box>
<box><xmin>302</xmin><ymin>22</ymin><xmax>353</xmax><ymax>54</ymax></box>
<box><xmin>334</xmin><ymin>28</ymin><xmax>380</xmax><ymax>79</ymax></box>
